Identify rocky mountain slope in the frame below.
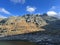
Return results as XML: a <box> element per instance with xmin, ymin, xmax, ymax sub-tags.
<box><xmin>0</xmin><ymin>14</ymin><xmax>47</xmax><ymax>37</ymax></box>
<box><xmin>0</xmin><ymin>14</ymin><xmax>60</xmax><ymax>45</ymax></box>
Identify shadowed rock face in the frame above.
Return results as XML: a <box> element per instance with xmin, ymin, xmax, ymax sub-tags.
<box><xmin>0</xmin><ymin>31</ymin><xmax>60</xmax><ymax>45</ymax></box>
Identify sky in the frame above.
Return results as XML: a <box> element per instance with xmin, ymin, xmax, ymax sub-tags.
<box><xmin>0</xmin><ymin>0</ymin><xmax>60</xmax><ymax>18</ymax></box>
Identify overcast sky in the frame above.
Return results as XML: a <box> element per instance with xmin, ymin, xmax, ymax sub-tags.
<box><xmin>0</xmin><ymin>0</ymin><xmax>60</xmax><ymax>18</ymax></box>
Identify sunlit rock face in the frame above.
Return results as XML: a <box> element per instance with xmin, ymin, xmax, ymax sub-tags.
<box><xmin>0</xmin><ymin>15</ymin><xmax>47</xmax><ymax>37</ymax></box>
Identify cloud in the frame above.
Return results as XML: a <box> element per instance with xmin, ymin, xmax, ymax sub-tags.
<box><xmin>47</xmin><ymin>11</ymin><xmax>57</xmax><ymax>16</ymax></box>
<box><xmin>50</xmin><ymin>6</ymin><xmax>60</xmax><ymax>11</ymax></box>
<box><xmin>10</xmin><ymin>0</ymin><xmax>25</xmax><ymax>4</ymax></box>
<box><xmin>50</xmin><ymin>6</ymin><xmax>56</xmax><ymax>11</ymax></box>
<box><xmin>59</xmin><ymin>12</ymin><xmax>60</xmax><ymax>14</ymax></box>
<box><xmin>0</xmin><ymin>8</ymin><xmax>11</xmax><ymax>15</ymax></box>
<box><xmin>26</xmin><ymin>6</ymin><xmax>36</xmax><ymax>13</ymax></box>
<box><xmin>46</xmin><ymin>11</ymin><xmax>60</xmax><ymax>19</ymax></box>
<box><xmin>0</xmin><ymin>15</ymin><xmax>7</xmax><ymax>18</ymax></box>
<box><xmin>47</xmin><ymin>6</ymin><xmax>60</xmax><ymax>19</ymax></box>
<box><xmin>57</xmin><ymin>12</ymin><xmax>60</xmax><ymax>19</ymax></box>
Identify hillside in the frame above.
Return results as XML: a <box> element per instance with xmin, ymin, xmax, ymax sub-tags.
<box><xmin>0</xmin><ymin>14</ymin><xmax>60</xmax><ymax>37</ymax></box>
<box><xmin>0</xmin><ymin>14</ymin><xmax>47</xmax><ymax>37</ymax></box>
<box><xmin>0</xmin><ymin>14</ymin><xmax>60</xmax><ymax>45</ymax></box>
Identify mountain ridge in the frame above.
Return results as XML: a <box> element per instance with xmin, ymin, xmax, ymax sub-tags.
<box><xmin>0</xmin><ymin>14</ymin><xmax>60</xmax><ymax>37</ymax></box>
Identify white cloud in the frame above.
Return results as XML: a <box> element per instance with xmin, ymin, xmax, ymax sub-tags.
<box><xmin>50</xmin><ymin>6</ymin><xmax>60</xmax><ymax>11</ymax></box>
<box><xmin>0</xmin><ymin>15</ymin><xmax>7</xmax><ymax>18</ymax></box>
<box><xmin>0</xmin><ymin>8</ymin><xmax>11</xmax><ymax>15</ymax></box>
<box><xmin>58</xmin><ymin>12</ymin><xmax>60</xmax><ymax>14</ymax></box>
<box><xmin>46</xmin><ymin>6</ymin><xmax>60</xmax><ymax>19</ymax></box>
<box><xmin>10</xmin><ymin>0</ymin><xmax>25</xmax><ymax>4</ymax></box>
<box><xmin>50</xmin><ymin>6</ymin><xmax>56</xmax><ymax>11</ymax></box>
<box><xmin>47</xmin><ymin>11</ymin><xmax>60</xmax><ymax>19</ymax></box>
<box><xmin>47</xmin><ymin>11</ymin><xmax>57</xmax><ymax>16</ymax></box>
<box><xmin>26</xmin><ymin>6</ymin><xmax>36</xmax><ymax>13</ymax></box>
<box><xmin>57</xmin><ymin>12</ymin><xmax>60</xmax><ymax>19</ymax></box>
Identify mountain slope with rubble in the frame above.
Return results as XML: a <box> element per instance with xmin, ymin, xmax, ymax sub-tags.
<box><xmin>0</xmin><ymin>14</ymin><xmax>47</xmax><ymax>37</ymax></box>
<box><xmin>0</xmin><ymin>14</ymin><xmax>60</xmax><ymax>45</ymax></box>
